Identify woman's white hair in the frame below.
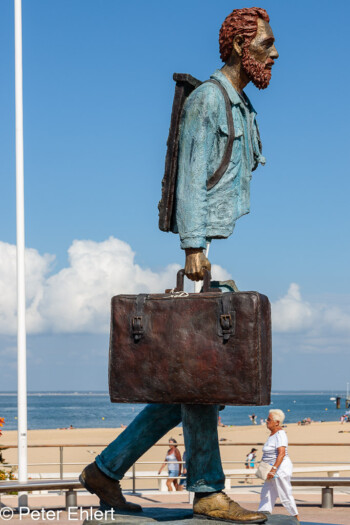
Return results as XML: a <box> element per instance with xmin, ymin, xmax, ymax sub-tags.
<box><xmin>269</xmin><ymin>409</ymin><xmax>285</xmax><ymax>424</ymax></box>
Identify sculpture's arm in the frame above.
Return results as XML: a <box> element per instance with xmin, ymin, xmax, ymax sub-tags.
<box><xmin>176</xmin><ymin>85</ymin><xmax>219</xmax><ymax>280</ymax></box>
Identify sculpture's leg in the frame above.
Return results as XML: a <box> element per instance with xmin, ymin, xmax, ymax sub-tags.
<box><xmin>183</xmin><ymin>404</ymin><xmax>267</xmax><ymax>523</ymax></box>
<box><xmin>96</xmin><ymin>403</ymin><xmax>182</xmax><ymax>479</ymax></box>
<box><xmin>80</xmin><ymin>403</ymin><xmax>181</xmax><ymax>512</ymax></box>
<box><xmin>181</xmin><ymin>404</ymin><xmax>225</xmax><ymax>492</ymax></box>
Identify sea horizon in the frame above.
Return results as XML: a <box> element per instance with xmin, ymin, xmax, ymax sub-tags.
<box><xmin>0</xmin><ymin>389</ymin><xmax>348</xmax><ymax>395</ymax></box>
<box><xmin>1</xmin><ymin>391</ymin><xmax>349</xmax><ymax>431</ymax></box>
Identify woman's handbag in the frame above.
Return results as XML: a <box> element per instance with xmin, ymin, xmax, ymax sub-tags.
<box><xmin>255</xmin><ymin>461</ymin><xmax>273</xmax><ymax>480</ymax></box>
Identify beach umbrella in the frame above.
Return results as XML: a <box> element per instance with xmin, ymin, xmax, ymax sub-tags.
<box><xmin>14</xmin><ymin>0</ymin><xmax>28</xmax><ymax>508</ymax></box>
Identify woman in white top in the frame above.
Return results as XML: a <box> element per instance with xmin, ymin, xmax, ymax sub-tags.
<box><xmin>158</xmin><ymin>438</ymin><xmax>182</xmax><ymax>491</ymax></box>
<box><xmin>258</xmin><ymin>409</ymin><xmax>299</xmax><ymax>520</ymax></box>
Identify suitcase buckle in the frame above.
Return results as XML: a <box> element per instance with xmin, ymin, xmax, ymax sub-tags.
<box><xmin>132</xmin><ymin>316</ymin><xmax>144</xmax><ymax>341</ymax></box>
<box><xmin>220</xmin><ymin>314</ymin><xmax>232</xmax><ymax>341</ymax></box>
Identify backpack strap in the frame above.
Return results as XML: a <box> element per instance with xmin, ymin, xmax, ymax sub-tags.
<box><xmin>205</xmin><ymin>79</ymin><xmax>235</xmax><ymax>191</ymax></box>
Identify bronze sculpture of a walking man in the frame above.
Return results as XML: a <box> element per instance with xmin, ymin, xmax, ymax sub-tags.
<box><xmin>80</xmin><ymin>7</ymin><xmax>278</xmax><ymax>523</ymax></box>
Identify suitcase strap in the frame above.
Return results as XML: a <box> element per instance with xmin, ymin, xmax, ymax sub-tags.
<box><xmin>131</xmin><ymin>292</ymin><xmax>235</xmax><ymax>343</ymax></box>
<box><xmin>219</xmin><ymin>293</ymin><xmax>235</xmax><ymax>342</ymax></box>
<box><xmin>132</xmin><ymin>294</ymin><xmax>148</xmax><ymax>341</ymax></box>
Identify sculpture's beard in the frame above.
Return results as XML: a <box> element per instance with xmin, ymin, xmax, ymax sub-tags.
<box><xmin>242</xmin><ymin>48</ymin><xmax>272</xmax><ymax>90</ymax></box>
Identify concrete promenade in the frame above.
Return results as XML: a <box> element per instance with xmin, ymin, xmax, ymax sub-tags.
<box><xmin>1</xmin><ymin>488</ymin><xmax>349</xmax><ymax>525</ymax></box>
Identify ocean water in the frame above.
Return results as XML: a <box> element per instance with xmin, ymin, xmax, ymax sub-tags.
<box><xmin>0</xmin><ymin>391</ymin><xmax>348</xmax><ymax>431</ymax></box>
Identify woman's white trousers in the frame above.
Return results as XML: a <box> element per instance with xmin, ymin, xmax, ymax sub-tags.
<box><xmin>258</xmin><ymin>458</ymin><xmax>298</xmax><ymax>516</ymax></box>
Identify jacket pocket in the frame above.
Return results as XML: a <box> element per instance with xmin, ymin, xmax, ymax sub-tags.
<box><xmin>219</xmin><ymin>122</ymin><xmax>243</xmax><ymax>139</ymax></box>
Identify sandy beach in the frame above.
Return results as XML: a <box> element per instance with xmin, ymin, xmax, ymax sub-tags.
<box><xmin>1</xmin><ymin>420</ymin><xmax>350</xmax><ymax>490</ymax></box>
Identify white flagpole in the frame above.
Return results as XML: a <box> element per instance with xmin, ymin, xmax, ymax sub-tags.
<box><xmin>14</xmin><ymin>0</ymin><xmax>28</xmax><ymax>507</ymax></box>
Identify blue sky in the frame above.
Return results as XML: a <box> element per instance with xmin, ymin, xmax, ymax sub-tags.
<box><xmin>0</xmin><ymin>0</ymin><xmax>349</xmax><ymax>391</ymax></box>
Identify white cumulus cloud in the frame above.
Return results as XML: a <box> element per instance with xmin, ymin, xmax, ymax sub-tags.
<box><xmin>271</xmin><ymin>283</ymin><xmax>314</xmax><ymax>332</ymax></box>
<box><xmin>0</xmin><ymin>237</ymin><xmax>231</xmax><ymax>335</ymax></box>
<box><xmin>0</xmin><ymin>241</ymin><xmax>54</xmax><ymax>335</ymax></box>
<box><xmin>271</xmin><ymin>283</ymin><xmax>350</xmax><ymax>353</ymax></box>
<box><xmin>2</xmin><ymin>237</ymin><xmax>349</xmax><ymax>352</ymax></box>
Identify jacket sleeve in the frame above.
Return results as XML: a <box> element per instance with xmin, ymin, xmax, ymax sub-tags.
<box><xmin>175</xmin><ymin>84</ymin><xmax>221</xmax><ymax>249</ymax></box>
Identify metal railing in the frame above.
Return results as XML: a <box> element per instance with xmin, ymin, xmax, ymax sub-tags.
<box><xmin>1</xmin><ymin>442</ymin><xmax>350</xmax><ymax>492</ymax></box>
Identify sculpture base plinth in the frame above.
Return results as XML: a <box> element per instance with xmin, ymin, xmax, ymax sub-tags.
<box><xmin>83</xmin><ymin>508</ymin><xmax>299</xmax><ymax>524</ymax></box>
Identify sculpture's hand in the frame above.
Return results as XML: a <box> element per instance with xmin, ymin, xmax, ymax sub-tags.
<box><xmin>184</xmin><ymin>248</ymin><xmax>211</xmax><ymax>281</ymax></box>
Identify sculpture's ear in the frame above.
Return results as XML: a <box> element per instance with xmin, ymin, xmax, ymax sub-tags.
<box><xmin>232</xmin><ymin>35</ymin><xmax>245</xmax><ymax>57</ymax></box>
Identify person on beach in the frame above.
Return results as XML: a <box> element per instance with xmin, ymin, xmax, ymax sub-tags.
<box><xmin>244</xmin><ymin>448</ymin><xmax>257</xmax><ymax>484</ymax></box>
<box><xmin>258</xmin><ymin>409</ymin><xmax>299</xmax><ymax>520</ymax></box>
<box><xmin>218</xmin><ymin>415</ymin><xmax>227</xmax><ymax>427</ymax></box>
<box><xmin>178</xmin><ymin>450</ymin><xmax>188</xmax><ymax>490</ymax></box>
<box><xmin>158</xmin><ymin>438</ymin><xmax>182</xmax><ymax>491</ymax></box>
<box><xmin>249</xmin><ymin>414</ymin><xmax>257</xmax><ymax>425</ymax></box>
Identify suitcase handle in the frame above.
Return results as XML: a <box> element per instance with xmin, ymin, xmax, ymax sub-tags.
<box><xmin>175</xmin><ymin>269</ymin><xmax>212</xmax><ymax>292</ymax></box>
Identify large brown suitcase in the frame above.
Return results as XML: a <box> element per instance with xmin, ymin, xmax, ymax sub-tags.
<box><xmin>109</xmin><ymin>271</ymin><xmax>271</xmax><ymax>406</ymax></box>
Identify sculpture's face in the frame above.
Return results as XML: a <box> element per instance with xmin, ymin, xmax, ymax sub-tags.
<box><xmin>243</xmin><ymin>18</ymin><xmax>278</xmax><ymax>89</ymax></box>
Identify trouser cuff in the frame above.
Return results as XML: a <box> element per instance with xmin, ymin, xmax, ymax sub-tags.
<box><xmin>95</xmin><ymin>457</ymin><xmax>122</xmax><ymax>481</ymax></box>
<box><xmin>194</xmin><ymin>490</ymin><xmax>222</xmax><ymax>498</ymax></box>
<box><xmin>188</xmin><ymin>481</ymin><xmax>225</xmax><ymax>493</ymax></box>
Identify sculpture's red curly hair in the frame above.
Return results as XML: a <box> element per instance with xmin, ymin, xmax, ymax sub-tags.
<box><xmin>219</xmin><ymin>7</ymin><xmax>269</xmax><ymax>63</ymax></box>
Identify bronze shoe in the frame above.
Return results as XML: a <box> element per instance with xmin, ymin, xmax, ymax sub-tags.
<box><xmin>79</xmin><ymin>462</ymin><xmax>142</xmax><ymax>512</ymax></box>
<box><xmin>193</xmin><ymin>491</ymin><xmax>267</xmax><ymax>523</ymax></box>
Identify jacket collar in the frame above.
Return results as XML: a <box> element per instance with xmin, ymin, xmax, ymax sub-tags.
<box><xmin>210</xmin><ymin>69</ymin><xmax>257</xmax><ymax>114</ymax></box>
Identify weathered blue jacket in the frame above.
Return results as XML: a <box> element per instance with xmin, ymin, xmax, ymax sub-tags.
<box><xmin>174</xmin><ymin>69</ymin><xmax>266</xmax><ymax>250</ymax></box>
